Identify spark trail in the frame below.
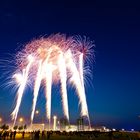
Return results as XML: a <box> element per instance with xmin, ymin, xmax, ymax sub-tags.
<box><xmin>11</xmin><ymin>55</ymin><xmax>33</xmax><ymax>126</ymax></box>
<box><xmin>31</xmin><ymin>60</ymin><xmax>42</xmax><ymax>124</ymax></box>
<box><xmin>58</xmin><ymin>53</ymin><xmax>69</xmax><ymax>121</ymax></box>
<box><xmin>45</xmin><ymin>63</ymin><xmax>53</xmax><ymax>126</ymax></box>
<box><xmin>67</xmin><ymin>50</ymin><xmax>89</xmax><ymax>117</ymax></box>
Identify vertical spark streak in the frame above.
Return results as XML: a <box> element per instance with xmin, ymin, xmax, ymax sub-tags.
<box><xmin>42</xmin><ymin>49</ymin><xmax>52</xmax><ymax>123</ymax></box>
<box><xmin>11</xmin><ymin>56</ymin><xmax>33</xmax><ymax>126</ymax></box>
<box><xmin>79</xmin><ymin>54</ymin><xmax>84</xmax><ymax>88</ymax></box>
<box><xmin>45</xmin><ymin>63</ymin><xmax>52</xmax><ymax>127</ymax></box>
<box><xmin>58</xmin><ymin>53</ymin><xmax>69</xmax><ymax>121</ymax></box>
<box><xmin>79</xmin><ymin>53</ymin><xmax>91</xmax><ymax>127</ymax></box>
<box><xmin>31</xmin><ymin>60</ymin><xmax>42</xmax><ymax>124</ymax></box>
<box><xmin>67</xmin><ymin>51</ymin><xmax>89</xmax><ymax>118</ymax></box>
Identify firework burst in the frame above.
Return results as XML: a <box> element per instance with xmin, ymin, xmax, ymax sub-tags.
<box><xmin>10</xmin><ymin>34</ymin><xmax>94</xmax><ymax>126</ymax></box>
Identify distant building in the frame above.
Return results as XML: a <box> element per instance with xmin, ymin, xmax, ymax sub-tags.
<box><xmin>77</xmin><ymin>117</ymin><xmax>84</xmax><ymax>131</ymax></box>
<box><xmin>60</xmin><ymin>118</ymin><xmax>69</xmax><ymax>131</ymax></box>
<box><xmin>31</xmin><ymin>123</ymin><xmax>45</xmax><ymax>131</ymax></box>
<box><xmin>66</xmin><ymin>125</ymin><xmax>77</xmax><ymax>131</ymax></box>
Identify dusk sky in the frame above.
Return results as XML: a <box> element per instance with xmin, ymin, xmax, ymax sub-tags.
<box><xmin>0</xmin><ymin>0</ymin><xmax>140</xmax><ymax>130</ymax></box>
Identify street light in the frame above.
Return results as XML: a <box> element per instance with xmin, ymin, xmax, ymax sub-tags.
<box><xmin>35</xmin><ymin>110</ymin><xmax>39</xmax><ymax>124</ymax></box>
<box><xmin>35</xmin><ymin>110</ymin><xmax>39</xmax><ymax>115</ymax></box>
<box><xmin>19</xmin><ymin>117</ymin><xmax>23</xmax><ymax>123</ymax></box>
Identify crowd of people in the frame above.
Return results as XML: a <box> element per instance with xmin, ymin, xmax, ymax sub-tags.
<box><xmin>29</xmin><ymin>130</ymin><xmax>52</xmax><ymax>140</ymax></box>
<box><xmin>0</xmin><ymin>130</ymin><xmax>53</xmax><ymax>140</ymax></box>
<box><xmin>0</xmin><ymin>130</ymin><xmax>139</xmax><ymax>140</ymax></box>
<box><xmin>0</xmin><ymin>130</ymin><xmax>17</xmax><ymax>140</ymax></box>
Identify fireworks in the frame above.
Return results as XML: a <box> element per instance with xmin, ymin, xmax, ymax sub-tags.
<box><xmin>11</xmin><ymin>34</ymin><xmax>94</xmax><ymax>126</ymax></box>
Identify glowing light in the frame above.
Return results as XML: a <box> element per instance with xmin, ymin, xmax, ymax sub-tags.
<box><xmin>13</xmin><ymin>73</ymin><xmax>24</xmax><ymax>85</ymax></box>
<box><xmin>10</xmin><ymin>34</ymin><xmax>94</xmax><ymax>126</ymax></box>
<box><xmin>35</xmin><ymin>110</ymin><xmax>39</xmax><ymax>114</ymax></box>
<box><xmin>19</xmin><ymin>117</ymin><xmax>23</xmax><ymax>123</ymax></box>
<box><xmin>112</xmin><ymin>128</ymin><xmax>116</xmax><ymax>131</ymax></box>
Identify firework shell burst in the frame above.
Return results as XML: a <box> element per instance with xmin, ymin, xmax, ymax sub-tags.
<box><xmin>11</xmin><ymin>33</ymin><xmax>94</xmax><ymax>127</ymax></box>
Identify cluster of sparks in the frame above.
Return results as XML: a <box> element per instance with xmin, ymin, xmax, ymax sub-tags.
<box><xmin>11</xmin><ymin>34</ymin><xmax>94</xmax><ymax>126</ymax></box>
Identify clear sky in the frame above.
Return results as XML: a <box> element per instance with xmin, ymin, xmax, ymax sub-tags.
<box><xmin>0</xmin><ymin>0</ymin><xmax>140</xmax><ymax>130</ymax></box>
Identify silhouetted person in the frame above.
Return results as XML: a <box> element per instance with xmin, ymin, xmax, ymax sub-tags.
<box><xmin>35</xmin><ymin>131</ymin><xmax>40</xmax><ymax>140</ymax></box>
<box><xmin>47</xmin><ymin>132</ymin><xmax>51</xmax><ymax>140</ymax></box>
<box><xmin>10</xmin><ymin>131</ymin><xmax>13</xmax><ymax>140</ymax></box>
<box><xmin>30</xmin><ymin>131</ymin><xmax>34</xmax><ymax>140</ymax></box>
<box><xmin>37</xmin><ymin>130</ymin><xmax>40</xmax><ymax>139</ymax></box>
<box><xmin>6</xmin><ymin>131</ymin><xmax>9</xmax><ymax>138</ymax></box>
<box><xmin>0</xmin><ymin>131</ymin><xmax>2</xmax><ymax>140</ymax></box>
<box><xmin>41</xmin><ymin>131</ymin><xmax>45</xmax><ymax>140</ymax></box>
<box><xmin>22</xmin><ymin>131</ymin><xmax>25</xmax><ymax>139</ymax></box>
<box><xmin>3</xmin><ymin>131</ymin><xmax>7</xmax><ymax>140</ymax></box>
<box><xmin>13</xmin><ymin>131</ymin><xmax>16</xmax><ymax>140</ymax></box>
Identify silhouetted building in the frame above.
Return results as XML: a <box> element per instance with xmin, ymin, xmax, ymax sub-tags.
<box><xmin>60</xmin><ymin>118</ymin><xmax>69</xmax><ymax>131</ymax></box>
<box><xmin>77</xmin><ymin>117</ymin><xmax>84</xmax><ymax>131</ymax></box>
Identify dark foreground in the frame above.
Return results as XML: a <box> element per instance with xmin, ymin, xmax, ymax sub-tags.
<box><xmin>0</xmin><ymin>130</ymin><xmax>140</xmax><ymax>140</ymax></box>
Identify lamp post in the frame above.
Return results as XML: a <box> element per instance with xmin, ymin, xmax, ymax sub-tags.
<box><xmin>53</xmin><ymin>116</ymin><xmax>57</xmax><ymax>131</ymax></box>
<box><xmin>35</xmin><ymin>110</ymin><xmax>39</xmax><ymax>123</ymax></box>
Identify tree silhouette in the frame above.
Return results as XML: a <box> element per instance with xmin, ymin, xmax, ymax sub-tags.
<box><xmin>18</xmin><ymin>125</ymin><xmax>23</xmax><ymax>131</ymax></box>
<box><xmin>1</xmin><ymin>124</ymin><xmax>9</xmax><ymax>130</ymax></box>
<box><xmin>13</xmin><ymin>125</ymin><xmax>18</xmax><ymax>130</ymax></box>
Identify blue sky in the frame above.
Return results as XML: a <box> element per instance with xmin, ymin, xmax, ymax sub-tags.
<box><xmin>0</xmin><ymin>0</ymin><xmax>140</xmax><ymax>130</ymax></box>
